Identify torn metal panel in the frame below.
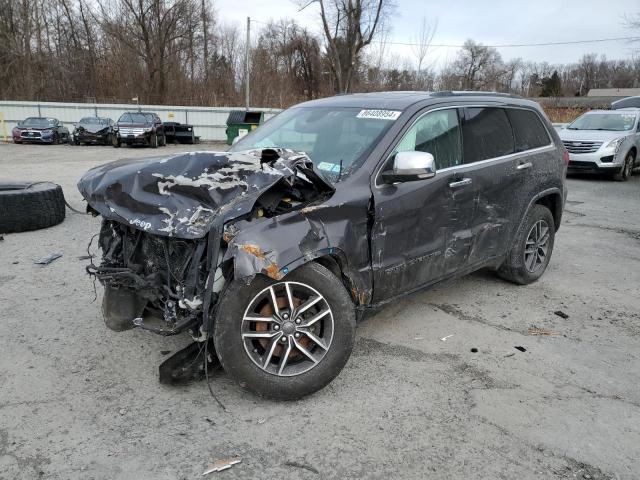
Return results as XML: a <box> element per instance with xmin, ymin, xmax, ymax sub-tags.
<box><xmin>221</xmin><ymin>185</ymin><xmax>373</xmax><ymax>304</ymax></box>
<box><xmin>78</xmin><ymin>148</ymin><xmax>334</xmax><ymax>239</ymax></box>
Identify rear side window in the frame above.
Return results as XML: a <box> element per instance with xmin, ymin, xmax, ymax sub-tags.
<box><xmin>462</xmin><ymin>107</ymin><xmax>514</xmax><ymax>163</ymax></box>
<box><xmin>507</xmin><ymin>109</ymin><xmax>550</xmax><ymax>151</ymax></box>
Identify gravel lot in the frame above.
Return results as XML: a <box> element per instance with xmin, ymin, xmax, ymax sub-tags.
<box><xmin>1</xmin><ymin>143</ymin><xmax>639</xmax><ymax>480</ymax></box>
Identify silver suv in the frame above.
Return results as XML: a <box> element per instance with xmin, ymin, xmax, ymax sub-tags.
<box><xmin>559</xmin><ymin>108</ymin><xmax>640</xmax><ymax>181</ymax></box>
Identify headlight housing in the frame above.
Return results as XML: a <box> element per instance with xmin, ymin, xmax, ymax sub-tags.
<box><xmin>605</xmin><ymin>137</ymin><xmax>625</xmax><ymax>152</ymax></box>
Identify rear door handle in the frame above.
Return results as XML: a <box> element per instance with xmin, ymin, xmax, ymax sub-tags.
<box><xmin>517</xmin><ymin>162</ymin><xmax>533</xmax><ymax>170</ymax></box>
<box><xmin>448</xmin><ymin>178</ymin><xmax>472</xmax><ymax>188</ymax></box>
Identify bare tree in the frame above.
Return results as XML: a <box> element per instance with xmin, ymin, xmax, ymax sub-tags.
<box><xmin>304</xmin><ymin>0</ymin><xmax>393</xmax><ymax>93</ymax></box>
<box><xmin>578</xmin><ymin>53</ymin><xmax>598</xmax><ymax>94</ymax></box>
<box><xmin>453</xmin><ymin>39</ymin><xmax>504</xmax><ymax>90</ymax></box>
<box><xmin>99</xmin><ymin>0</ymin><xmax>201</xmax><ymax>102</ymax></box>
<box><xmin>411</xmin><ymin>17</ymin><xmax>437</xmax><ymax>76</ymax></box>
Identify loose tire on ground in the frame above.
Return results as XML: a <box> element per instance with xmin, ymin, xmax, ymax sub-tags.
<box><xmin>497</xmin><ymin>204</ymin><xmax>555</xmax><ymax>285</ymax></box>
<box><xmin>0</xmin><ymin>182</ymin><xmax>66</xmax><ymax>234</ymax></box>
<box><xmin>214</xmin><ymin>262</ymin><xmax>356</xmax><ymax>400</ymax></box>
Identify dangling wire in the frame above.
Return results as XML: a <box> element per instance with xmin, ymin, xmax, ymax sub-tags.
<box><xmin>204</xmin><ymin>331</ymin><xmax>228</xmax><ymax>412</ymax></box>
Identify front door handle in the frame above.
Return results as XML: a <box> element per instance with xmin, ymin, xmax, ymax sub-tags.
<box><xmin>448</xmin><ymin>178</ymin><xmax>472</xmax><ymax>188</ymax></box>
<box><xmin>517</xmin><ymin>162</ymin><xmax>533</xmax><ymax>170</ymax></box>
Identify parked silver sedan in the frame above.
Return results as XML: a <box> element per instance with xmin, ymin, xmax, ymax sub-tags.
<box><xmin>559</xmin><ymin>108</ymin><xmax>640</xmax><ymax>181</ymax></box>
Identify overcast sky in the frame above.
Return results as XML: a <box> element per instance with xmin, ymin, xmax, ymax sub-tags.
<box><xmin>215</xmin><ymin>0</ymin><xmax>640</xmax><ymax>68</ymax></box>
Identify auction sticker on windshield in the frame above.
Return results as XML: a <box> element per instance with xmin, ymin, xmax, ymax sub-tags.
<box><xmin>356</xmin><ymin>109</ymin><xmax>402</xmax><ymax>121</ymax></box>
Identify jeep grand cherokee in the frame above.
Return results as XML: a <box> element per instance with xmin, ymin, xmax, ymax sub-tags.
<box><xmin>79</xmin><ymin>91</ymin><xmax>567</xmax><ymax>400</ymax></box>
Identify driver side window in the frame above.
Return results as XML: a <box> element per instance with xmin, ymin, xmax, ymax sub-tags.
<box><xmin>393</xmin><ymin>108</ymin><xmax>462</xmax><ymax>169</ymax></box>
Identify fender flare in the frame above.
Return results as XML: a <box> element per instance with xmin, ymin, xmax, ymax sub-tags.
<box><xmin>515</xmin><ymin>187</ymin><xmax>564</xmax><ymax>237</ymax></box>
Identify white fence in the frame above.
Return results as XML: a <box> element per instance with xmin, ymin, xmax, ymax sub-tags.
<box><xmin>0</xmin><ymin>100</ymin><xmax>282</xmax><ymax>141</ymax></box>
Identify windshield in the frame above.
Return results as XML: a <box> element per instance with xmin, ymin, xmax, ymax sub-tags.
<box><xmin>230</xmin><ymin>107</ymin><xmax>398</xmax><ymax>182</ymax></box>
<box><xmin>80</xmin><ymin>117</ymin><xmax>108</xmax><ymax>125</ymax></box>
<box><xmin>568</xmin><ymin>112</ymin><xmax>636</xmax><ymax>131</ymax></box>
<box><xmin>118</xmin><ymin>112</ymin><xmax>153</xmax><ymax>124</ymax></box>
<box><xmin>21</xmin><ymin>117</ymin><xmax>55</xmax><ymax>128</ymax></box>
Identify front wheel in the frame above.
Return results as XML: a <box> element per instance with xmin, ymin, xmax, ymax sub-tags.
<box><xmin>613</xmin><ymin>152</ymin><xmax>634</xmax><ymax>181</ymax></box>
<box><xmin>150</xmin><ymin>133</ymin><xmax>158</xmax><ymax>148</ymax></box>
<box><xmin>214</xmin><ymin>262</ymin><xmax>356</xmax><ymax>400</ymax></box>
<box><xmin>498</xmin><ymin>204</ymin><xmax>555</xmax><ymax>285</ymax></box>
<box><xmin>112</xmin><ymin>134</ymin><xmax>121</xmax><ymax>148</ymax></box>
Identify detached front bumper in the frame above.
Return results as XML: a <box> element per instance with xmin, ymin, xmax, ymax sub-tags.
<box><xmin>567</xmin><ymin>148</ymin><xmax>623</xmax><ymax>174</ymax></box>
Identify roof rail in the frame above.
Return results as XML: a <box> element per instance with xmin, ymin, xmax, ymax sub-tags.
<box><xmin>431</xmin><ymin>90</ymin><xmax>523</xmax><ymax>99</ymax></box>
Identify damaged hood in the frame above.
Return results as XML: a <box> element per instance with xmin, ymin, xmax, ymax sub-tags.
<box><xmin>78</xmin><ymin>149</ymin><xmax>334</xmax><ymax>239</ymax></box>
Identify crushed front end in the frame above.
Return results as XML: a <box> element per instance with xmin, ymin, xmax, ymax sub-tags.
<box><xmin>89</xmin><ymin>219</ymin><xmax>224</xmax><ymax>337</ymax></box>
<box><xmin>79</xmin><ymin>148</ymin><xmax>334</xmax><ymax>339</ymax></box>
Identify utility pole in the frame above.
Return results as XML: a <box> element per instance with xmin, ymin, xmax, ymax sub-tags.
<box><xmin>245</xmin><ymin>17</ymin><xmax>250</xmax><ymax>110</ymax></box>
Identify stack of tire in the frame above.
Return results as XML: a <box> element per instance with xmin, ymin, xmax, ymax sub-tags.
<box><xmin>0</xmin><ymin>182</ymin><xmax>66</xmax><ymax>234</ymax></box>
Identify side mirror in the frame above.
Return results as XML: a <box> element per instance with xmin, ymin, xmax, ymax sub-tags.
<box><xmin>381</xmin><ymin>151</ymin><xmax>436</xmax><ymax>184</ymax></box>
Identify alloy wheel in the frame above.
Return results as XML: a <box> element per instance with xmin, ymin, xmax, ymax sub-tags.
<box><xmin>241</xmin><ymin>281</ymin><xmax>334</xmax><ymax>377</ymax></box>
<box><xmin>524</xmin><ymin>220</ymin><xmax>550</xmax><ymax>273</ymax></box>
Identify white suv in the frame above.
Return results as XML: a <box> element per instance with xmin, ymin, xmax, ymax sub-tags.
<box><xmin>559</xmin><ymin>108</ymin><xmax>640</xmax><ymax>181</ymax></box>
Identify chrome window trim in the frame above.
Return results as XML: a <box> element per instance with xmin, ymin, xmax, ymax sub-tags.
<box><xmin>374</xmin><ymin>103</ymin><xmax>556</xmax><ymax>187</ymax></box>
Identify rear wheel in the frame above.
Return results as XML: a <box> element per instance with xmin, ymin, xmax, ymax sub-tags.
<box><xmin>613</xmin><ymin>152</ymin><xmax>634</xmax><ymax>181</ymax></box>
<box><xmin>214</xmin><ymin>262</ymin><xmax>356</xmax><ymax>400</ymax></box>
<box><xmin>498</xmin><ymin>204</ymin><xmax>555</xmax><ymax>285</ymax></box>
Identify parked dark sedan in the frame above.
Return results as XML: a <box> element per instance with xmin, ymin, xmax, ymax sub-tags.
<box><xmin>73</xmin><ymin>117</ymin><xmax>115</xmax><ymax>145</ymax></box>
<box><xmin>12</xmin><ymin>117</ymin><xmax>70</xmax><ymax>144</ymax></box>
<box><xmin>113</xmin><ymin>111</ymin><xmax>166</xmax><ymax>148</ymax></box>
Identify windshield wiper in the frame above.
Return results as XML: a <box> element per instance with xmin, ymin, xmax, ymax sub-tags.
<box><xmin>337</xmin><ymin>159</ymin><xmax>344</xmax><ymax>181</ymax></box>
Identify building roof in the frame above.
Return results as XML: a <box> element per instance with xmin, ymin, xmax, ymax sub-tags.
<box><xmin>587</xmin><ymin>88</ymin><xmax>640</xmax><ymax>97</ymax></box>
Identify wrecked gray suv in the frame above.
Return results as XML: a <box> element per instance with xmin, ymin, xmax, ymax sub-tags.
<box><xmin>78</xmin><ymin>92</ymin><xmax>567</xmax><ymax>399</ymax></box>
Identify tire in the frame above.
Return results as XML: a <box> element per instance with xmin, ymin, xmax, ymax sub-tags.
<box><xmin>150</xmin><ymin>133</ymin><xmax>158</xmax><ymax>148</ymax></box>
<box><xmin>0</xmin><ymin>182</ymin><xmax>65</xmax><ymax>234</ymax></box>
<box><xmin>160</xmin><ymin>134</ymin><xmax>166</xmax><ymax>147</ymax></box>
<box><xmin>113</xmin><ymin>135</ymin><xmax>121</xmax><ymax>148</ymax></box>
<box><xmin>497</xmin><ymin>204</ymin><xmax>555</xmax><ymax>285</ymax></box>
<box><xmin>52</xmin><ymin>133</ymin><xmax>60</xmax><ymax>145</ymax></box>
<box><xmin>613</xmin><ymin>152</ymin><xmax>634</xmax><ymax>181</ymax></box>
<box><xmin>214</xmin><ymin>262</ymin><xmax>356</xmax><ymax>400</ymax></box>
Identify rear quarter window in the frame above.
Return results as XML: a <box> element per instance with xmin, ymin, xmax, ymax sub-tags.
<box><xmin>462</xmin><ymin>107</ymin><xmax>514</xmax><ymax>163</ymax></box>
<box><xmin>507</xmin><ymin>109</ymin><xmax>551</xmax><ymax>151</ymax></box>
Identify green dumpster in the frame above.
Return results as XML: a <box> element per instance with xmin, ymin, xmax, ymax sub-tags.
<box><xmin>225</xmin><ymin>110</ymin><xmax>264</xmax><ymax>145</ymax></box>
